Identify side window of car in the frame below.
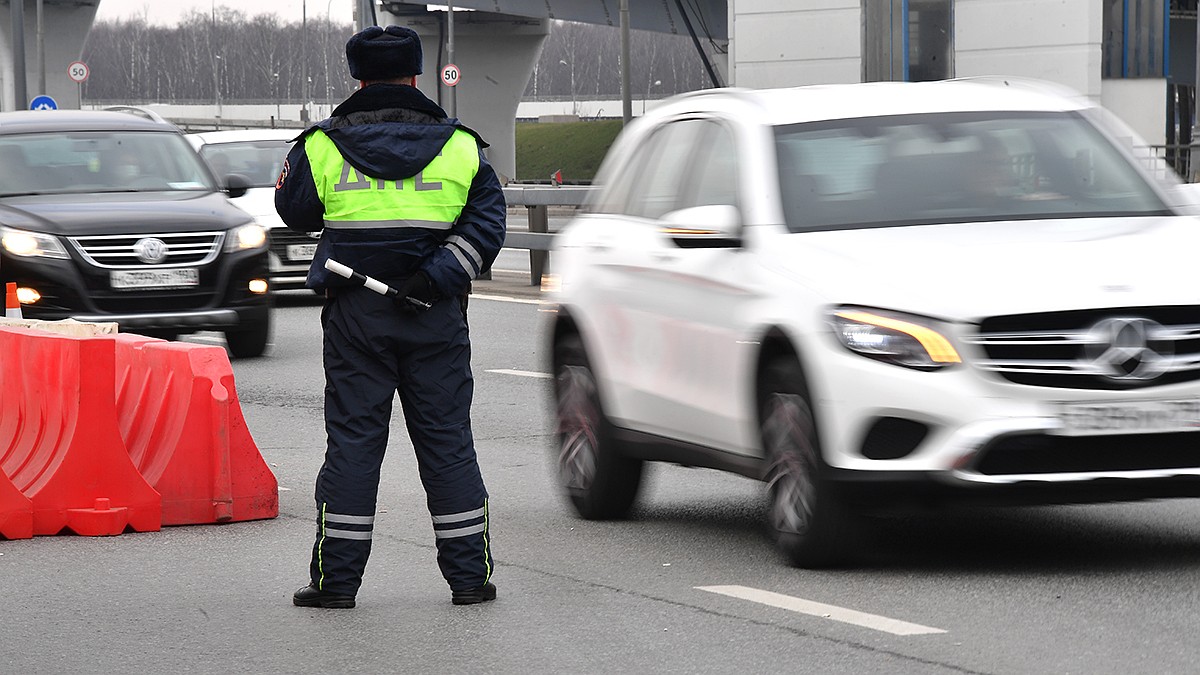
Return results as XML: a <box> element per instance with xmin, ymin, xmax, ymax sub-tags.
<box><xmin>682</xmin><ymin>121</ymin><xmax>739</xmax><ymax>210</ymax></box>
<box><xmin>621</xmin><ymin>119</ymin><xmax>709</xmax><ymax>220</ymax></box>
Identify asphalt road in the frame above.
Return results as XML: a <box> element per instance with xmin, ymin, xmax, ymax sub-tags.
<box><xmin>5</xmin><ymin>244</ymin><xmax>1200</xmax><ymax>674</ymax></box>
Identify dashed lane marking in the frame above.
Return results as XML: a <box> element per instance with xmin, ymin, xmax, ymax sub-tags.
<box><xmin>696</xmin><ymin>585</ymin><xmax>947</xmax><ymax>636</ymax></box>
<box><xmin>486</xmin><ymin>368</ymin><xmax>552</xmax><ymax>379</ymax></box>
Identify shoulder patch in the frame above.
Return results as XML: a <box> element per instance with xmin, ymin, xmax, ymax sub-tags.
<box><xmin>276</xmin><ymin>159</ymin><xmax>290</xmax><ymax>190</ymax></box>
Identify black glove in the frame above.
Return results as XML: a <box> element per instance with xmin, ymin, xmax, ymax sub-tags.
<box><xmin>395</xmin><ymin>271</ymin><xmax>435</xmax><ymax>312</ymax></box>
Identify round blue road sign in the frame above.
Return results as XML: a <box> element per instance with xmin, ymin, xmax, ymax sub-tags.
<box><xmin>30</xmin><ymin>95</ymin><xmax>57</xmax><ymax>111</ymax></box>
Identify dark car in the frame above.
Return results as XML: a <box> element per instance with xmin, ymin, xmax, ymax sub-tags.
<box><xmin>0</xmin><ymin>110</ymin><xmax>271</xmax><ymax>357</ymax></box>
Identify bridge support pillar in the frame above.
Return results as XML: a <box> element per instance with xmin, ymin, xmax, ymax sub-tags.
<box><xmin>380</xmin><ymin>7</ymin><xmax>550</xmax><ymax>184</ymax></box>
<box><xmin>0</xmin><ymin>0</ymin><xmax>98</xmax><ymax>111</ymax></box>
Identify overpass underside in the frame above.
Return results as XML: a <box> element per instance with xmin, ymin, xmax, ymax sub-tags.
<box><xmin>380</xmin><ymin>0</ymin><xmax>726</xmax><ymax>38</ymax></box>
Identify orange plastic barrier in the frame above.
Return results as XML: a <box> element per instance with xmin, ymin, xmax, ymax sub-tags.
<box><xmin>0</xmin><ymin>328</ymin><xmax>161</xmax><ymax>536</ymax></box>
<box><xmin>114</xmin><ymin>337</ymin><xmax>279</xmax><ymax>526</ymax></box>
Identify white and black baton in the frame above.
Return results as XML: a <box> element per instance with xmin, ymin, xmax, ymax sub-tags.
<box><xmin>324</xmin><ymin>258</ymin><xmax>433</xmax><ymax>310</ymax></box>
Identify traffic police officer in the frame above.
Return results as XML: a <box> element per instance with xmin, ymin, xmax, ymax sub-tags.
<box><xmin>276</xmin><ymin>24</ymin><xmax>506</xmax><ymax>608</ymax></box>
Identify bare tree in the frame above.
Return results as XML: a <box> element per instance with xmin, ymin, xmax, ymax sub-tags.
<box><xmin>81</xmin><ymin>13</ymin><xmax>707</xmax><ymax>105</ymax></box>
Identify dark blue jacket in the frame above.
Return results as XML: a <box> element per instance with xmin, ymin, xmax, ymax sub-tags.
<box><xmin>274</xmin><ymin>84</ymin><xmax>506</xmax><ymax>295</ymax></box>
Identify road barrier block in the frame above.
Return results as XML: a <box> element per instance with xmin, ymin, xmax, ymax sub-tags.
<box><xmin>0</xmin><ymin>327</ymin><xmax>161</xmax><ymax>536</ymax></box>
<box><xmin>115</xmin><ymin>338</ymin><xmax>278</xmax><ymax>526</ymax></box>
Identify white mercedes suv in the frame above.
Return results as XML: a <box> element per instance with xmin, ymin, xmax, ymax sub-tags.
<box><xmin>546</xmin><ymin>78</ymin><xmax>1200</xmax><ymax>567</ymax></box>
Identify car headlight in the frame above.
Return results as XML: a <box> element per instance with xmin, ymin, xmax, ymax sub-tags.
<box><xmin>831</xmin><ymin>307</ymin><xmax>961</xmax><ymax>370</ymax></box>
<box><xmin>225</xmin><ymin>222</ymin><xmax>268</xmax><ymax>251</ymax></box>
<box><xmin>0</xmin><ymin>226</ymin><xmax>69</xmax><ymax>259</ymax></box>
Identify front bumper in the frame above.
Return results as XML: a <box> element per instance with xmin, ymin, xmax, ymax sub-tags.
<box><xmin>69</xmin><ymin>305</ymin><xmax>266</xmax><ymax>331</ymax></box>
<box><xmin>810</xmin><ymin>326</ymin><xmax>1200</xmax><ymax>498</ymax></box>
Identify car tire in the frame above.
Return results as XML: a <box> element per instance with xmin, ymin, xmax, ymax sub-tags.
<box><xmin>553</xmin><ymin>332</ymin><xmax>644</xmax><ymax>520</ymax></box>
<box><xmin>760</xmin><ymin>358</ymin><xmax>854</xmax><ymax>568</ymax></box>
<box><xmin>224</xmin><ymin>313</ymin><xmax>271</xmax><ymax>359</ymax></box>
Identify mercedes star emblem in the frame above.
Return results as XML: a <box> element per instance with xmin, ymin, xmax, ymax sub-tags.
<box><xmin>1084</xmin><ymin>317</ymin><xmax>1171</xmax><ymax>382</ymax></box>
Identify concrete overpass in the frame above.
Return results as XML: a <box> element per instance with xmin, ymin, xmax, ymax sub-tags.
<box><xmin>0</xmin><ymin>0</ymin><xmax>728</xmax><ymax>183</ymax></box>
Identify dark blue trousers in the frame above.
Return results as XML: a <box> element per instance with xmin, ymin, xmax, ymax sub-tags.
<box><xmin>309</xmin><ymin>285</ymin><xmax>492</xmax><ymax>596</ymax></box>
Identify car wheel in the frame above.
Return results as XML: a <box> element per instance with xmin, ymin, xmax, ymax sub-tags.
<box><xmin>760</xmin><ymin>358</ymin><xmax>853</xmax><ymax>568</ymax></box>
<box><xmin>224</xmin><ymin>313</ymin><xmax>271</xmax><ymax>359</ymax></box>
<box><xmin>553</xmin><ymin>332</ymin><xmax>644</xmax><ymax>519</ymax></box>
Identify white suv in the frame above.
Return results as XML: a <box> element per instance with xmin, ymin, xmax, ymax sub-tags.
<box><xmin>546</xmin><ymin>78</ymin><xmax>1200</xmax><ymax>567</ymax></box>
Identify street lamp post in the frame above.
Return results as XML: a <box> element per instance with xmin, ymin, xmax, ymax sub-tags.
<box><xmin>301</xmin><ymin>0</ymin><xmax>309</xmax><ymax>123</ymax></box>
<box><xmin>215</xmin><ymin>54</ymin><xmax>223</xmax><ymax>126</ymax></box>
<box><xmin>559</xmin><ymin>59</ymin><xmax>576</xmax><ymax>116</ymax></box>
<box><xmin>273</xmin><ymin>72</ymin><xmax>281</xmax><ymax>121</ymax></box>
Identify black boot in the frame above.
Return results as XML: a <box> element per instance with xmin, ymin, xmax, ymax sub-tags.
<box><xmin>451</xmin><ymin>582</ymin><xmax>497</xmax><ymax>605</ymax></box>
<box><xmin>293</xmin><ymin>583</ymin><xmax>356</xmax><ymax>609</ymax></box>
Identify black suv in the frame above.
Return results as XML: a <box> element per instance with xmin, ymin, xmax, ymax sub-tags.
<box><xmin>0</xmin><ymin>110</ymin><xmax>271</xmax><ymax>357</ymax></box>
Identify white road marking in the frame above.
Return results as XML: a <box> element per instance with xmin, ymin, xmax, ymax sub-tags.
<box><xmin>486</xmin><ymin>368</ymin><xmax>552</xmax><ymax>379</ymax></box>
<box><xmin>696</xmin><ymin>585</ymin><xmax>946</xmax><ymax>636</ymax></box>
<box><xmin>470</xmin><ymin>292</ymin><xmax>546</xmax><ymax>305</ymax></box>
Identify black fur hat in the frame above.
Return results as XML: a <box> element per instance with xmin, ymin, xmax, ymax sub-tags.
<box><xmin>346</xmin><ymin>25</ymin><xmax>423</xmax><ymax>80</ymax></box>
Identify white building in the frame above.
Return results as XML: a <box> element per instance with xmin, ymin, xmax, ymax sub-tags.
<box><xmin>724</xmin><ymin>1</ymin><xmax>1181</xmax><ymax>155</ymax></box>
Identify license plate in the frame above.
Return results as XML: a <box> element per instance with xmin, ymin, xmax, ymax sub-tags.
<box><xmin>110</xmin><ymin>268</ymin><xmax>199</xmax><ymax>290</ymax></box>
<box><xmin>286</xmin><ymin>243</ymin><xmax>318</xmax><ymax>261</ymax></box>
<box><xmin>1055</xmin><ymin>399</ymin><xmax>1200</xmax><ymax>436</ymax></box>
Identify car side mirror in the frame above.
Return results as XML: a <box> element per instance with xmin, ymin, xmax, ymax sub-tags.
<box><xmin>659</xmin><ymin>204</ymin><xmax>742</xmax><ymax>248</ymax></box>
<box><xmin>224</xmin><ymin>172</ymin><xmax>251</xmax><ymax>199</ymax></box>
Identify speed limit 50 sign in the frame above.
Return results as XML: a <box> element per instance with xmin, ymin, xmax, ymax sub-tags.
<box><xmin>68</xmin><ymin>61</ymin><xmax>90</xmax><ymax>83</ymax></box>
<box><xmin>441</xmin><ymin>63</ymin><xmax>460</xmax><ymax>87</ymax></box>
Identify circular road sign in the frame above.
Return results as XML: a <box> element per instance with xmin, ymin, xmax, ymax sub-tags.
<box><xmin>441</xmin><ymin>63</ymin><xmax>461</xmax><ymax>87</ymax></box>
<box><xmin>30</xmin><ymin>95</ymin><xmax>57</xmax><ymax>111</ymax></box>
<box><xmin>68</xmin><ymin>61</ymin><xmax>90</xmax><ymax>83</ymax></box>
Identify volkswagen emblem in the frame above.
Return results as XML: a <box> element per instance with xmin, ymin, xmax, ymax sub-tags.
<box><xmin>1083</xmin><ymin>317</ymin><xmax>1172</xmax><ymax>382</ymax></box>
<box><xmin>132</xmin><ymin>237</ymin><xmax>168</xmax><ymax>264</ymax></box>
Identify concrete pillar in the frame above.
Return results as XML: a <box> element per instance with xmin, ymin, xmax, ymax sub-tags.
<box><xmin>0</xmin><ymin>0</ymin><xmax>98</xmax><ymax>111</ymax></box>
<box><xmin>379</xmin><ymin>7</ymin><xmax>550</xmax><ymax>184</ymax></box>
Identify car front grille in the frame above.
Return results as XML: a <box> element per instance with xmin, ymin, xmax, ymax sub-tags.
<box><xmin>967</xmin><ymin>306</ymin><xmax>1200</xmax><ymax>390</ymax></box>
<box><xmin>68</xmin><ymin>232</ymin><xmax>224</xmax><ymax>268</ymax></box>
<box><xmin>267</xmin><ymin>228</ymin><xmax>319</xmax><ymax>259</ymax></box>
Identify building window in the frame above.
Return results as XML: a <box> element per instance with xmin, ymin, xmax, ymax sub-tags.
<box><xmin>1103</xmin><ymin>0</ymin><xmax>1169</xmax><ymax>78</ymax></box>
<box><xmin>863</xmin><ymin>0</ymin><xmax>953</xmax><ymax>82</ymax></box>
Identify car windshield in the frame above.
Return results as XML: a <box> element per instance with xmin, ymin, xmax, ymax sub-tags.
<box><xmin>0</xmin><ymin>130</ymin><xmax>215</xmax><ymax>197</ymax></box>
<box><xmin>198</xmin><ymin>139</ymin><xmax>291</xmax><ymax>188</ymax></box>
<box><xmin>774</xmin><ymin>110</ymin><xmax>1171</xmax><ymax>232</ymax></box>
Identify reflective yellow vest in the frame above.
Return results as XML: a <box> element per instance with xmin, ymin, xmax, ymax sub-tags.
<box><xmin>304</xmin><ymin>128</ymin><xmax>479</xmax><ymax>232</ymax></box>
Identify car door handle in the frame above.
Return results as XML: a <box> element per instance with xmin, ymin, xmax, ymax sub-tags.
<box><xmin>587</xmin><ymin>241</ymin><xmax>611</xmax><ymax>252</ymax></box>
<box><xmin>653</xmin><ymin>252</ymin><xmax>678</xmax><ymax>263</ymax></box>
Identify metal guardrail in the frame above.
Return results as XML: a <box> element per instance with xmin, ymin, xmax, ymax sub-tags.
<box><xmin>500</xmin><ymin>185</ymin><xmax>596</xmax><ymax>285</ymax></box>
